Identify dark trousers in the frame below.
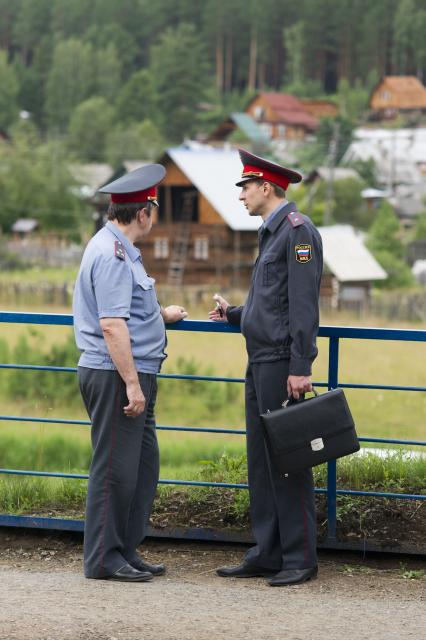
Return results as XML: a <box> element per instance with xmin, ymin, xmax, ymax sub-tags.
<box><xmin>244</xmin><ymin>361</ymin><xmax>317</xmax><ymax>570</ymax></box>
<box><xmin>78</xmin><ymin>367</ymin><xmax>159</xmax><ymax>578</ymax></box>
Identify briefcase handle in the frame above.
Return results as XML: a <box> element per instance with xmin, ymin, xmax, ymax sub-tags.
<box><xmin>282</xmin><ymin>387</ymin><xmax>319</xmax><ymax>408</ymax></box>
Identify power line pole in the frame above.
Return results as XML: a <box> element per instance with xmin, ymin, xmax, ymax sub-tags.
<box><xmin>324</xmin><ymin>121</ymin><xmax>340</xmax><ymax>225</ymax></box>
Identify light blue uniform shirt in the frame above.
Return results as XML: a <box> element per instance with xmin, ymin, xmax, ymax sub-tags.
<box><xmin>73</xmin><ymin>221</ymin><xmax>166</xmax><ymax>374</ymax></box>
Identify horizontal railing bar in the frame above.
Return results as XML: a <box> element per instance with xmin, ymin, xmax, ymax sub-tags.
<box><xmin>1</xmin><ymin>312</ymin><xmax>426</xmax><ymax>342</ymax></box>
<box><xmin>157</xmin><ymin>425</ymin><xmax>246</xmax><ymax>434</ymax></box>
<box><xmin>0</xmin><ymin>312</ymin><xmax>74</xmax><ymax>326</ymax></box>
<box><xmin>158</xmin><ymin>373</ymin><xmax>245</xmax><ymax>383</ymax></box>
<box><xmin>339</xmin><ymin>382</ymin><xmax>426</xmax><ymax>393</ymax></box>
<box><xmin>0</xmin><ymin>415</ymin><xmax>425</xmax><ymax>445</ymax></box>
<box><xmin>0</xmin><ymin>364</ymin><xmax>77</xmax><ymax>373</ymax></box>
<box><xmin>2</xmin><ymin>362</ymin><xmax>426</xmax><ymax>394</ymax></box>
<box><xmin>0</xmin><ymin>469</ymin><xmax>89</xmax><ymax>479</ymax></box>
<box><xmin>0</xmin><ymin>415</ymin><xmax>91</xmax><ymax>426</ymax></box>
<box><xmin>0</xmin><ymin>364</ymin><xmax>247</xmax><ymax>383</ymax></box>
<box><xmin>358</xmin><ymin>436</ymin><xmax>426</xmax><ymax>446</ymax></box>
<box><xmin>0</xmin><ymin>469</ymin><xmax>424</xmax><ymax>500</ymax></box>
<box><xmin>0</xmin><ymin>415</ymin><xmax>245</xmax><ymax>434</ymax></box>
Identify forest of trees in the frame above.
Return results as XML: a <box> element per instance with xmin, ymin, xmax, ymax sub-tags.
<box><xmin>1</xmin><ymin>0</ymin><xmax>426</xmax><ymax>276</ymax></box>
<box><xmin>1</xmin><ymin>0</ymin><xmax>426</xmax><ymax>146</ymax></box>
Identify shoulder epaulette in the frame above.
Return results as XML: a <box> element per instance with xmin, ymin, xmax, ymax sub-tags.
<box><xmin>287</xmin><ymin>211</ymin><xmax>305</xmax><ymax>228</ymax></box>
<box><xmin>114</xmin><ymin>240</ymin><xmax>125</xmax><ymax>260</ymax></box>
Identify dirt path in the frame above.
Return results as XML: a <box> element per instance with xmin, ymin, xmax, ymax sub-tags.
<box><xmin>0</xmin><ymin>530</ymin><xmax>424</xmax><ymax>640</ymax></box>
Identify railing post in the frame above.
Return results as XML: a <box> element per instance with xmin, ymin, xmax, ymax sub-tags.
<box><xmin>326</xmin><ymin>336</ymin><xmax>339</xmax><ymax>541</ymax></box>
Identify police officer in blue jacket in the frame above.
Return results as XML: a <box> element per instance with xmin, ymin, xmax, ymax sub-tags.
<box><xmin>210</xmin><ymin>149</ymin><xmax>323</xmax><ymax>586</ymax></box>
<box><xmin>73</xmin><ymin>164</ymin><xmax>187</xmax><ymax>582</ymax></box>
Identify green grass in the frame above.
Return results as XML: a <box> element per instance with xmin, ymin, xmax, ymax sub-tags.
<box><xmin>0</xmin><ymin>448</ymin><xmax>424</xmax><ymax>518</ymax></box>
<box><xmin>0</xmin><ymin>266</ymin><xmax>78</xmax><ymax>285</ymax></box>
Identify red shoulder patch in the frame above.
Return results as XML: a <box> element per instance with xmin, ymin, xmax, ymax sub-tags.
<box><xmin>114</xmin><ymin>240</ymin><xmax>125</xmax><ymax>260</ymax></box>
<box><xmin>287</xmin><ymin>211</ymin><xmax>305</xmax><ymax>228</ymax></box>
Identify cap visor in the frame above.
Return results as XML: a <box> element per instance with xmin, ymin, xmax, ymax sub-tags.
<box><xmin>235</xmin><ymin>177</ymin><xmax>255</xmax><ymax>187</ymax></box>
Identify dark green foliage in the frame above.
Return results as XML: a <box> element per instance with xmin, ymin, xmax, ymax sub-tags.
<box><xmin>114</xmin><ymin>69</ymin><xmax>157</xmax><ymax>126</ymax></box>
<box><xmin>45</xmin><ymin>39</ymin><xmax>95</xmax><ymax>132</ymax></box>
<box><xmin>331</xmin><ymin>178</ymin><xmax>370</xmax><ymax>228</ymax></box>
<box><xmin>0</xmin><ymin>121</ymin><xmax>87</xmax><ymax>233</ymax></box>
<box><xmin>150</xmin><ymin>23</ymin><xmax>211</xmax><ymax>141</ymax></box>
<box><xmin>68</xmin><ymin>96</ymin><xmax>116</xmax><ymax>161</ymax></box>
<box><xmin>367</xmin><ymin>202</ymin><xmax>415</xmax><ymax>288</ymax></box>
<box><xmin>2</xmin><ymin>330</ymin><xmax>80</xmax><ymax>408</ymax></box>
<box><xmin>412</xmin><ymin>211</ymin><xmax>426</xmax><ymax>240</ymax></box>
<box><xmin>0</xmin><ymin>52</ymin><xmax>19</xmax><ymax>129</ymax></box>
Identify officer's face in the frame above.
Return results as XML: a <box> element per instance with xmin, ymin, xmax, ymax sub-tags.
<box><xmin>239</xmin><ymin>180</ymin><xmax>268</xmax><ymax>216</ymax></box>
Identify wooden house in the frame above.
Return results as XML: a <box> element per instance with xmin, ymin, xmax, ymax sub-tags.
<box><xmin>318</xmin><ymin>225</ymin><xmax>387</xmax><ymax>310</ymax></box>
<box><xmin>299</xmin><ymin>99</ymin><xmax>338</xmax><ymax>120</ymax></box>
<box><xmin>369</xmin><ymin>76</ymin><xmax>426</xmax><ymax>119</ymax></box>
<box><xmin>207</xmin><ymin>94</ymin><xmax>338</xmax><ymax>145</ymax></box>
<box><xmin>140</xmin><ymin>147</ymin><xmax>260</xmax><ymax>288</ymax></box>
<box><xmin>244</xmin><ymin>92</ymin><xmax>319</xmax><ymax>140</ymax></box>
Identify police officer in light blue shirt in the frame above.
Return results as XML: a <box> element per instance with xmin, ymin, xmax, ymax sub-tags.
<box><xmin>73</xmin><ymin>164</ymin><xmax>187</xmax><ymax>582</ymax></box>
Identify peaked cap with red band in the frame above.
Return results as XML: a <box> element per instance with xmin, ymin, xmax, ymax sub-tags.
<box><xmin>236</xmin><ymin>148</ymin><xmax>302</xmax><ymax>190</ymax></box>
<box><xmin>98</xmin><ymin>164</ymin><xmax>166</xmax><ymax>205</ymax></box>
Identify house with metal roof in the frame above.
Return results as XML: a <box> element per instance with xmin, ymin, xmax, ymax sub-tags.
<box><xmin>342</xmin><ymin>127</ymin><xmax>426</xmax><ymax>226</ymax></box>
<box><xmin>207</xmin><ymin>112</ymin><xmax>270</xmax><ymax>152</ymax></box>
<box><xmin>318</xmin><ymin>225</ymin><xmax>387</xmax><ymax>310</ymax></box>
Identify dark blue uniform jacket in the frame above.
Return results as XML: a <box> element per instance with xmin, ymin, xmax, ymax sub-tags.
<box><xmin>226</xmin><ymin>201</ymin><xmax>323</xmax><ymax>376</ymax></box>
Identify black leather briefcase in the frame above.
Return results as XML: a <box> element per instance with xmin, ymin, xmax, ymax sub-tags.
<box><xmin>260</xmin><ymin>388</ymin><xmax>360</xmax><ymax>474</ymax></box>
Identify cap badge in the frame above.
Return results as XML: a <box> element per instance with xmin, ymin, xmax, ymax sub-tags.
<box><xmin>241</xmin><ymin>170</ymin><xmax>264</xmax><ymax>178</ymax></box>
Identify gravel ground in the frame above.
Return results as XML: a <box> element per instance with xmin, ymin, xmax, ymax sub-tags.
<box><xmin>0</xmin><ymin>530</ymin><xmax>425</xmax><ymax>640</ymax></box>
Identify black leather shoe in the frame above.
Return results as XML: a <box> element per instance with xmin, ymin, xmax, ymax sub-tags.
<box><xmin>268</xmin><ymin>566</ymin><xmax>318</xmax><ymax>586</ymax></box>
<box><xmin>216</xmin><ymin>563</ymin><xmax>277</xmax><ymax>578</ymax></box>
<box><xmin>130</xmin><ymin>557</ymin><xmax>166</xmax><ymax>576</ymax></box>
<box><xmin>105</xmin><ymin>563</ymin><xmax>153</xmax><ymax>582</ymax></box>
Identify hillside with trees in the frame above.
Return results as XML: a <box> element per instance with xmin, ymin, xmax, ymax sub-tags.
<box><xmin>0</xmin><ymin>0</ymin><xmax>425</xmax><ymax>146</ymax></box>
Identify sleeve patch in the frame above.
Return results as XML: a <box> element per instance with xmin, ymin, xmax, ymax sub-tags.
<box><xmin>295</xmin><ymin>244</ymin><xmax>312</xmax><ymax>263</ymax></box>
<box><xmin>114</xmin><ymin>240</ymin><xmax>125</xmax><ymax>260</ymax></box>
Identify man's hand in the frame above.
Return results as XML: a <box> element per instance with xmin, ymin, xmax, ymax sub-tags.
<box><xmin>124</xmin><ymin>380</ymin><xmax>146</xmax><ymax>417</ymax></box>
<box><xmin>287</xmin><ymin>375</ymin><xmax>312</xmax><ymax>400</ymax></box>
<box><xmin>208</xmin><ymin>293</ymin><xmax>230</xmax><ymax>321</ymax></box>
<box><xmin>161</xmin><ymin>305</ymin><xmax>188</xmax><ymax>323</ymax></box>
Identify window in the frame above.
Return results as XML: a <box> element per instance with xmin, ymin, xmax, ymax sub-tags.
<box><xmin>253</xmin><ymin>105</ymin><xmax>264</xmax><ymax>120</ymax></box>
<box><xmin>277</xmin><ymin>124</ymin><xmax>286</xmax><ymax>139</ymax></box>
<box><xmin>194</xmin><ymin>237</ymin><xmax>209</xmax><ymax>260</ymax></box>
<box><xmin>260</xmin><ymin>122</ymin><xmax>273</xmax><ymax>137</ymax></box>
<box><xmin>154</xmin><ymin>237</ymin><xmax>169</xmax><ymax>259</ymax></box>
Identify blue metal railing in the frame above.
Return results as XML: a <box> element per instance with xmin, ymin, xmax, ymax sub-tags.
<box><xmin>0</xmin><ymin>312</ymin><xmax>425</xmax><ymax>543</ymax></box>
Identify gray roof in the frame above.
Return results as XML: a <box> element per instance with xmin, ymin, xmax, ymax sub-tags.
<box><xmin>306</xmin><ymin>167</ymin><xmax>361</xmax><ymax>183</ymax></box>
<box><xmin>318</xmin><ymin>225</ymin><xmax>387</xmax><ymax>282</ymax></box>
<box><xmin>229</xmin><ymin>112</ymin><xmax>270</xmax><ymax>144</ymax></box>
<box><xmin>166</xmin><ymin>146</ymin><xmax>261</xmax><ymax>231</ymax></box>
<box><xmin>69</xmin><ymin>163</ymin><xmax>114</xmax><ymax>197</ymax></box>
<box><xmin>342</xmin><ymin>127</ymin><xmax>426</xmax><ymax>186</ymax></box>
